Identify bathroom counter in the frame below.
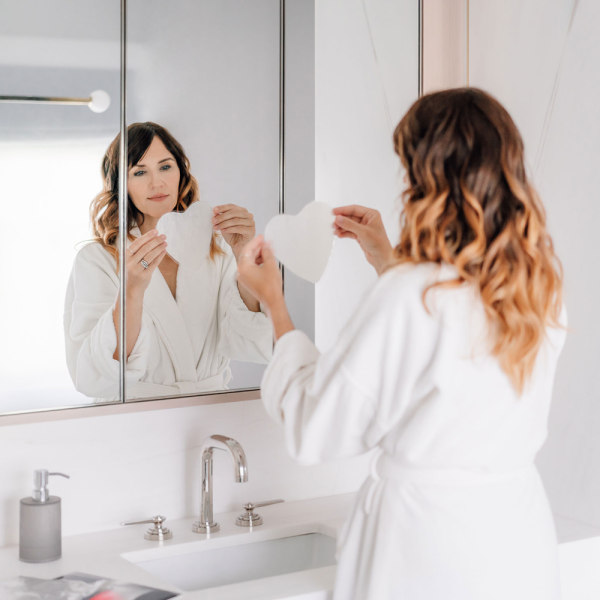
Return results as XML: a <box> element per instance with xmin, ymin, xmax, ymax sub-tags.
<box><xmin>0</xmin><ymin>493</ymin><xmax>355</xmax><ymax>600</ymax></box>
<box><xmin>1</xmin><ymin>493</ymin><xmax>600</xmax><ymax>599</ymax></box>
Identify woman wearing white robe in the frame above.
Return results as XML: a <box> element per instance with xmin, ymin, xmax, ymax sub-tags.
<box><xmin>64</xmin><ymin>122</ymin><xmax>272</xmax><ymax>401</ymax></box>
<box><xmin>237</xmin><ymin>88</ymin><xmax>566</xmax><ymax>599</ymax></box>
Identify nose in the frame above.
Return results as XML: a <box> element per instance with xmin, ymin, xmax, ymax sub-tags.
<box><xmin>148</xmin><ymin>169</ymin><xmax>164</xmax><ymax>189</ymax></box>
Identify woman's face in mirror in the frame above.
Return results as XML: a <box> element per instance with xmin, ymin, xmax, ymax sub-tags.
<box><xmin>128</xmin><ymin>136</ymin><xmax>181</xmax><ymax>220</ymax></box>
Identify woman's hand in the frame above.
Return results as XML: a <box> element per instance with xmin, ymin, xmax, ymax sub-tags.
<box><xmin>126</xmin><ymin>229</ymin><xmax>168</xmax><ymax>297</ymax></box>
<box><xmin>213</xmin><ymin>204</ymin><xmax>256</xmax><ymax>261</ymax></box>
<box><xmin>236</xmin><ymin>236</ymin><xmax>282</xmax><ymax>308</ymax></box>
<box><xmin>112</xmin><ymin>229</ymin><xmax>167</xmax><ymax>361</ymax></box>
<box><xmin>333</xmin><ymin>205</ymin><xmax>396</xmax><ymax>276</ymax></box>
<box><xmin>237</xmin><ymin>236</ymin><xmax>294</xmax><ymax>341</ymax></box>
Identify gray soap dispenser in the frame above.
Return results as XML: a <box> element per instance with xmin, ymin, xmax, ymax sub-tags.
<box><xmin>19</xmin><ymin>469</ymin><xmax>70</xmax><ymax>563</ymax></box>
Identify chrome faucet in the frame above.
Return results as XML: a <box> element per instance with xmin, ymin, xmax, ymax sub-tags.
<box><xmin>192</xmin><ymin>434</ymin><xmax>248</xmax><ymax>534</ymax></box>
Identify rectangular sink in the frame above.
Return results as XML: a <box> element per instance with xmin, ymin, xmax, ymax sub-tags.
<box><xmin>123</xmin><ymin>533</ymin><xmax>337</xmax><ymax>592</ymax></box>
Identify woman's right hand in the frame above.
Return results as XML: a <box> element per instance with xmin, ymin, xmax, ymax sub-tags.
<box><xmin>125</xmin><ymin>229</ymin><xmax>168</xmax><ymax>296</ymax></box>
<box><xmin>332</xmin><ymin>205</ymin><xmax>396</xmax><ymax>276</ymax></box>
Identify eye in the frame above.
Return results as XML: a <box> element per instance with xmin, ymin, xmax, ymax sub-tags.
<box><xmin>133</xmin><ymin>170</ymin><xmax>145</xmax><ymax>177</ymax></box>
<box><xmin>160</xmin><ymin>164</ymin><xmax>171</xmax><ymax>171</ymax></box>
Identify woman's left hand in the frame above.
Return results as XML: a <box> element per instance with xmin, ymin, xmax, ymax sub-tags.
<box><xmin>236</xmin><ymin>236</ymin><xmax>283</xmax><ymax>308</ymax></box>
<box><xmin>213</xmin><ymin>204</ymin><xmax>256</xmax><ymax>260</ymax></box>
<box><xmin>237</xmin><ymin>236</ymin><xmax>294</xmax><ymax>340</ymax></box>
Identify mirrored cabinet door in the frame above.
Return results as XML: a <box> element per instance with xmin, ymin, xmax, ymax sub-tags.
<box><xmin>0</xmin><ymin>0</ymin><xmax>122</xmax><ymax>413</ymax></box>
<box><xmin>122</xmin><ymin>0</ymin><xmax>281</xmax><ymax>402</ymax></box>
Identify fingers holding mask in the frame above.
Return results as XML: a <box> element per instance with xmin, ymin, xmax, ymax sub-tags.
<box><xmin>139</xmin><ymin>241</ymin><xmax>168</xmax><ymax>270</ymax></box>
<box><xmin>126</xmin><ymin>230</ymin><xmax>168</xmax><ymax>292</ymax></box>
<box><xmin>213</xmin><ymin>204</ymin><xmax>255</xmax><ymax>232</ymax></box>
<box><xmin>129</xmin><ymin>230</ymin><xmax>168</xmax><ymax>261</ymax></box>
<box><xmin>236</xmin><ymin>236</ymin><xmax>282</xmax><ymax>307</ymax></box>
<box><xmin>213</xmin><ymin>204</ymin><xmax>257</xmax><ymax>256</ymax></box>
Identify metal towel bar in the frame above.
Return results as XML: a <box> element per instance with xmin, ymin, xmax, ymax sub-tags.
<box><xmin>0</xmin><ymin>90</ymin><xmax>110</xmax><ymax>112</ymax></box>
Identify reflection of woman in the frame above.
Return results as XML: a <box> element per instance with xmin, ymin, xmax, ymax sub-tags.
<box><xmin>64</xmin><ymin>122</ymin><xmax>272</xmax><ymax>400</ymax></box>
<box><xmin>238</xmin><ymin>89</ymin><xmax>566</xmax><ymax>599</ymax></box>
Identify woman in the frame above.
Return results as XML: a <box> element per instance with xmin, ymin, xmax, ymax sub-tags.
<box><xmin>64</xmin><ymin>122</ymin><xmax>272</xmax><ymax>401</ymax></box>
<box><xmin>237</xmin><ymin>89</ymin><xmax>566</xmax><ymax>599</ymax></box>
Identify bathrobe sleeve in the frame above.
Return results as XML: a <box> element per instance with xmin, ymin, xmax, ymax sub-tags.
<box><xmin>64</xmin><ymin>243</ymin><xmax>151</xmax><ymax>399</ymax></box>
<box><xmin>260</xmin><ymin>265</ymin><xmax>442</xmax><ymax>465</ymax></box>
<box><xmin>217</xmin><ymin>247</ymin><xmax>274</xmax><ymax>364</ymax></box>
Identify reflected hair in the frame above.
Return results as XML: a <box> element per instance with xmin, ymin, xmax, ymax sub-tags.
<box><xmin>392</xmin><ymin>88</ymin><xmax>563</xmax><ymax>394</ymax></box>
<box><xmin>90</xmin><ymin>121</ymin><xmax>224</xmax><ymax>263</ymax></box>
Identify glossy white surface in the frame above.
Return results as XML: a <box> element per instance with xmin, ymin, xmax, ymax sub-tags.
<box><xmin>125</xmin><ymin>532</ymin><xmax>336</xmax><ymax>591</ymax></box>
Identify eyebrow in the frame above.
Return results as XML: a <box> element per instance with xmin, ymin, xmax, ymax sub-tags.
<box><xmin>131</xmin><ymin>157</ymin><xmax>175</xmax><ymax>169</ymax></box>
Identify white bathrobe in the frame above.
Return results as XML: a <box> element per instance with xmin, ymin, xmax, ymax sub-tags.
<box><xmin>261</xmin><ymin>262</ymin><xmax>566</xmax><ymax>600</ymax></box>
<box><xmin>64</xmin><ymin>233</ymin><xmax>272</xmax><ymax>401</ymax></box>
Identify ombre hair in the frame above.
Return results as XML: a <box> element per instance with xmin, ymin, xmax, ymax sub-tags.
<box><xmin>90</xmin><ymin>121</ymin><xmax>224</xmax><ymax>263</ymax></box>
<box><xmin>392</xmin><ymin>88</ymin><xmax>563</xmax><ymax>393</ymax></box>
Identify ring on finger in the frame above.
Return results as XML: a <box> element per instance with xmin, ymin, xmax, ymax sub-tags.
<box><xmin>141</xmin><ymin>259</ymin><xmax>149</xmax><ymax>269</ymax></box>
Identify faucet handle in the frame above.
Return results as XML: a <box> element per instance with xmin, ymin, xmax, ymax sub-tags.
<box><xmin>121</xmin><ymin>515</ymin><xmax>173</xmax><ymax>541</ymax></box>
<box><xmin>246</xmin><ymin>499</ymin><xmax>285</xmax><ymax>509</ymax></box>
<box><xmin>236</xmin><ymin>499</ymin><xmax>284</xmax><ymax>527</ymax></box>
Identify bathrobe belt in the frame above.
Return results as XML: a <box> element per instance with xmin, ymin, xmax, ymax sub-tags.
<box><xmin>126</xmin><ymin>368</ymin><xmax>233</xmax><ymax>399</ymax></box>
<box><xmin>363</xmin><ymin>451</ymin><xmax>534</xmax><ymax>514</ymax></box>
<box><xmin>375</xmin><ymin>453</ymin><xmax>533</xmax><ymax>486</ymax></box>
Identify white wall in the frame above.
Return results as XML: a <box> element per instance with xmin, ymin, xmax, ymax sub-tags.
<box><xmin>469</xmin><ymin>0</ymin><xmax>600</xmax><ymax>528</ymax></box>
<box><xmin>315</xmin><ymin>0</ymin><xmax>419</xmax><ymax>352</ymax></box>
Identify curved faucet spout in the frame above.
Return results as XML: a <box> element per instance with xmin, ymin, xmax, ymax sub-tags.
<box><xmin>193</xmin><ymin>434</ymin><xmax>248</xmax><ymax>534</ymax></box>
<box><xmin>200</xmin><ymin>434</ymin><xmax>248</xmax><ymax>483</ymax></box>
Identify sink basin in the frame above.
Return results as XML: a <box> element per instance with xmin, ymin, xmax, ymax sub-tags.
<box><xmin>123</xmin><ymin>532</ymin><xmax>337</xmax><ymax>592</ymax></box>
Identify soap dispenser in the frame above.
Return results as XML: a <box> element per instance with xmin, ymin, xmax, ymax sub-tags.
<box><xmin>19</xmin><ymin>469</ymin><xmax>70</xmax><ymax>563</ymax></box>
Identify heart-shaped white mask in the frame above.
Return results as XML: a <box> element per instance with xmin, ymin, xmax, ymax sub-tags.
<box><xmin>156</xmin><ymin>200</ymin><xmax>213</xmax><ymax>272</ymax></box>
<box><xmin>264</xmin><ymin>201</ymin><xmax>335</xmax><ymax>283</ymax></box>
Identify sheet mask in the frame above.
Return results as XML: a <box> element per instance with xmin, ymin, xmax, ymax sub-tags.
<box><xmin>264</xmin><ymin>201</ymin><xmax>335</xmax><ymax>283</ymax></box>
<box><xmin>156</xmin><ymin>200</ymin><xmax>213</xmax><ymax>272</ymax></box>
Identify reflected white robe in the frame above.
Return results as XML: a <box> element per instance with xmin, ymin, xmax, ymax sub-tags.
<box><xmin>261</xmin><ymin>262</ymin><xmax>566</xmax><ymax>600</ymax></box>
<box><xmin>64</xmin><ymin>233</ymin><xmax>272</xmax><ymax>401</ymax></box>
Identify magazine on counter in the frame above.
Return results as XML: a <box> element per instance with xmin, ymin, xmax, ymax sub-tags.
<box><xmin>0</xmin><ymin>571</ymin><xmax>179</xmax><ymax>600</ymax></box>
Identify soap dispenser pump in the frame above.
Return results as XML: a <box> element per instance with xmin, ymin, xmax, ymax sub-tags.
<box><xmin>19</xmin><ymin>469</ymin><xmax>70</xmax><ymax>563</ymax></box>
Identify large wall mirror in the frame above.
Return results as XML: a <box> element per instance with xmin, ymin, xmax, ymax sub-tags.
<box><xmin>0</xmin><ymin>0</ymin><xmax>310</xmax><ymax>416</ymax></box>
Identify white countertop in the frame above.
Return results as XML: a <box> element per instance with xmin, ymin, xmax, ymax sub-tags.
<box><xmin>2</xmin><ymin>494</ymin><xmax>600</xmax><ymax>599</ymax></box>
<box><xmin>0</xmin><ymin>494</ymin><xmax>356</xmax><ymax>600</ymax></box>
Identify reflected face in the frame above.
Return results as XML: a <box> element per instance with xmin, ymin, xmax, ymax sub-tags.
<box><xmin>128</xmin><ymin>137</ymin><xmax>181</xmax><ymax>220</ymax></box>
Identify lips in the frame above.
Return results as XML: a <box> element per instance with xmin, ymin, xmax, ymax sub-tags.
<box><xmin>148</xmin><ymin>194</ymin><xmax>168</xmax><ymax>201</ymax></box>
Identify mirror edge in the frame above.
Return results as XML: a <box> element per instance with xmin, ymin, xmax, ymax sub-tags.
<box><xmin>0</xmin><ymin>389</ymin><xmax>261</xmax><ymax>426</ymax></box>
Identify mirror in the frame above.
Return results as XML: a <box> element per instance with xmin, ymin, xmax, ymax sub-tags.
<box><xmin>0</xmin><ymin>0</ymin><xmax>287</xmax><ymax>414</ymax></box>
<box><xmin>0</xmin><ymin>0</ymin><xmax>122</xmax><ymax>413</ymax></box>
<box><xmin>118</xmin><ymin>0</ymin><xmax>281</xmax><ymax>401</ymax></box>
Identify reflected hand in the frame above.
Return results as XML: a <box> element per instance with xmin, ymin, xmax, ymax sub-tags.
<box><xmin>333</xmin><ymin>205</ymin><xmax>396</xmax><ymax>276</ymax></box>
<box><xmin>236</xmin><ymin>235</ymin><xmax>283</xmax><ymax>309</ymax></box>
<box><xmin>126</xmin><ymin>229</ymin><xmax>168</xmax><ymax>296</ymax></box>
<box><xmin>213</xmin><ymin>204</ymin><xmax>256</xmax><ymax>260</ymax></box>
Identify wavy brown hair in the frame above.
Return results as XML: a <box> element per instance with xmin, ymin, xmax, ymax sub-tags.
<box><xmin>392</xmin><ymin>88</ymin><xmax>563</xmax><ymax>393</ymax></box>
<box><xmin>90</xmin><ymin>121</ymin><xmax>224</xmax><ymax>264</ymax></box>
